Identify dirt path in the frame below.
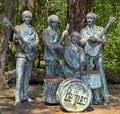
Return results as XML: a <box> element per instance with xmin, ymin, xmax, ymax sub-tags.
<box><xmin>1</xmin><ymin>102</ymin><xmax>120</xmax><ymax>114</ymax></box>
<box><xmin>0</xmin><ymin>85</ymin><xmax>120</xmax><ymax>114</ymax></box>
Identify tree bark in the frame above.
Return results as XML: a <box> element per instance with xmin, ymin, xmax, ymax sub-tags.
<box><xmin>67</xmin><ymin>0</ymin><xmax>92</xmax><ymax>34</ymax></box>
<box><xmin>21</xmin><ymin>0</ymin><xmax>35</xmax><ymax>13</ymax></box>
<box><xmin>0</xmin><ymin>0</ymin><xmax>15</xmax><ymax>90</ymax></box>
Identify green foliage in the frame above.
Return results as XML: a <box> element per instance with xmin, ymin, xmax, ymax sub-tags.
<box><xmin>104</xmin><ymin>31</ymin><xmax>120</xmax><ymax>70</ymax></box>
<box><xmin>93</xmin><ymin>0</ymin><xmax>120</xmax><ymax>70</ymax></box>
<box><xmin>40</xmin><ymin>60</ymin><xmax>45</xmax><ymax>69</ymax></box>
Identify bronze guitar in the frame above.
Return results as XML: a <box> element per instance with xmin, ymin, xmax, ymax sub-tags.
<box><xmin>84</xmin><ymin>16</ymin><xmax>116</xmax><ymax>57</ymax></box>
<box><xmin>3</xmin><ymin>17</ymin><xmax>37</xmax><ymax>60</ymax></box>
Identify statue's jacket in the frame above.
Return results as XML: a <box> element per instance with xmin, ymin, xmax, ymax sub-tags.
<box><xmin>13</xmin><ymin>23</ymin><xmax>38</xmax><ymax>58</ymax></box>
<box><xmin>63</xmin><ymin>44</ymin><xmax>84</xmax><ymax>74</ymax></box>
<box><xmin>42</xmin><ymin>26</ymin><xmax>60</xmax><ymax>60</ymax></box>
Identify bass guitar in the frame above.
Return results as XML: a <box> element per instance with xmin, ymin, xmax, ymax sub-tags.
<box><xmin>3</xmin><ymin>17</ymin><xmax>37</xmax><ymax>60</ymax></box>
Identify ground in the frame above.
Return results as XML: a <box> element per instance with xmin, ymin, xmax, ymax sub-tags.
<box><xmin>0</xmin><ymin>84</ymin><xmax>120</xmax><ymax>114</ymax></box>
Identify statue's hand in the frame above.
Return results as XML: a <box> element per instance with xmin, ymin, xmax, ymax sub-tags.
<box><xmin>57</xmin><ymin>44</ymin><xmax>63</xmax><ymax>50</ymax></box>
<box><xmin>14</xmin><ymin>35</ymin><xmax>21</xmax><ymax>42</ymax></box>
<box><xmin>62</xmin><ymin>30</ymin><xmax>68</xmax><ymax>36</ymax></box>
<box><xmin>88</xmin><ymin>36</ymin><xmax>98</xmax><ymax>42</ymax></box>
<box><xmin>14</xmin><ymin>37</ymin><xmax>19</xmax><ymax>43</ymax></box>
<box><xmin>51</xmin><ymin>43</ymin><xmax>58</xmax><ymax>50</ymax></box>
<box><xmin>95</xmin><ymin>37</ymin><xmax>104</xmax><ymax>43</ymax></box>
<box><xmin>30</xmin><ymin>44</ymin><xmax>37</xmax><ymax>48</ymax></box>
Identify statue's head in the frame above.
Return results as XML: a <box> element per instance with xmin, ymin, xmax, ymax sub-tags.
<box><xmin>22</xmin><ymin>10</ymin><xmax>32</xmax><ymax>23</ymax></box>
<box><xmin>86</xmin><ymin>12</ymin><xmax>96</xmax><ymax>20</ymax></box>
<box><xmin>48</xmin><ymin>15</ymin><xmax>59</xmax><ymax>23</ymax></box>
<box><xmin>70</xmin><ymin>31</ymin><xmax>80</xmax><ymax>44</ymax></box>
<box><xmin>86</xmin><ymin>12</ymin><xmax>96</xmax><ymax>25</ymax></box>
<box><xmin>22</xmin><ymin>10</ymin><xmax>32</xmax><ymax>19</ymax></box>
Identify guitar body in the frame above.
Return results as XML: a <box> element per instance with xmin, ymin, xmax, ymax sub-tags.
<box><xmin>26</xmin><ymin>48</ymin><xmax>37</xmax><ymax>60</ymax></box>
<box><xmin>18</xmin><ymin>39</ymin><xmax>37</xmax><ymax>60</ymax></box>
<box><xmin>84</xmin><ymin>42</ymin><xmax>101</xmax><ymax>56</ymax></box>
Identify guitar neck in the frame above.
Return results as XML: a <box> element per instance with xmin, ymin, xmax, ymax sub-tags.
<box><xmin>104</xmin><ymin>22</ymin><xmax>111</xmax><ymax>33</ymax></box>
<box><xmin>99</xmin><ymin>21</ymin><xmax>112</xmax><ymax>38</ymax></box>
<box><xmin>10</xmin><ymin>24</ymin><xmax>26</xmax><ymax>44</ymax></box>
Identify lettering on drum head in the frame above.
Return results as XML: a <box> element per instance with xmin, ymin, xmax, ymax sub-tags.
<box><xmin>64</xmin><ymin>86</ymin><xmax>88</xmax><ymax>106</ymax></box>
<box><xmin>56</xmin><ymin>78</ymin><xmax>92</xmax><ymax>112</ymax></box>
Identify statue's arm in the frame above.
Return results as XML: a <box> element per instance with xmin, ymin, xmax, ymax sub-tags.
<box><xmin>79</xmin><ymin>48</ymin><xmax>86</xmax><ymax>71</ymax></box>
<box><xmin>59</xmin><ymin>23</ymin><xmax>70</xmax><ymax>45</ymax></box>
<box><xmin>31</xmin><ymin>33</ymin><xmax>39</xmax><ymax>48</ymax></box>
<box><xmin>93</xmin><ymin>26</ymin><xmax>107</xmax><ymax>43</ymax></box>
<box><xmin>79</xmin><ymin>29</ymin><xmax>89</xmax><ymax>45</ymax></box>
<box><xmin>80</xmin><ymin>48</ymin><xmax>85</xmax><ymax>63</ymax></box>
<box><xmin>13</xmin><ymin>26</ymin><xmax>21</xmax><ymax>44</ymax></box>
<box><xmin>42</xmin><ymin>30</ymin><xmax>58</xmax><ymax>49</ymax></box>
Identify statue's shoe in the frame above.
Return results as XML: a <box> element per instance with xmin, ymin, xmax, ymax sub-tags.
<box><xmin>14</xmin><ymin>99</ymin><xmax>21</xmax><ymax>107</ymax></box>
<box><xmin>92</xmin><ymin>99</ymin><xmax>104</xmax><ymax>105</ymax></box>
<box><xmin>22</xmin><ymin>97</ymin><xmax>33</xmax><ymax>102</ymax></box>
<box><xmin>28</xmin><ymin>98</ymin><xmax>33</xmax><ymax>102</ymax></box>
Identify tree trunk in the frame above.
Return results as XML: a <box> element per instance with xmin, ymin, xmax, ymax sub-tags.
<box><xmin>67</xmin><ymin>0</ymin><xmax>92</xmax><ymax>34</ymax></box>
<box><xmin>0</xmin><ymin>0</ymin><xmax>15</xmax><ymax>90</ymax></box>
<box><xmin>21</xmin><ymin>0</ymin><xmax>35</xmax><ymax>13</ymax></box>
<box><xmin>0</xmin><ymin>36</ymin><xmax>5</xmax><ymax>90</ymax></box>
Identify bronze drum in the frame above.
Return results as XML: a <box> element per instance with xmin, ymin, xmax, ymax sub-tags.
<box><xmin>43</xmin><ymin>77</ymin><xmax>64</xmax><ymax>104</ymax></box>
<box><xmin>56</xmin><ymin>78</ymin><xmax>92</xmax><ymax>112</ymax></box>
<box><xmin>81</xmin><ymin>71</ymin><xmax>101</xmax><ymax>89</ymax></box>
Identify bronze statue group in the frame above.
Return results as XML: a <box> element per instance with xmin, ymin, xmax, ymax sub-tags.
<box><xmin>13</xmin><ymin>10</ymin><xmax>112</xmax><ymax>110</ymax></box>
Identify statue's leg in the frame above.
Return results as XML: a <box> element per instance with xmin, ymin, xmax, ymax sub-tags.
<box><xmin>63</xmin><ymin>65</ymin><xmax>73</xmax><ymax>78</ymax></box>
<box><xmin>23</xmin><ymin>59</ymin><xmax>32</xmax><ymax>101</ymax></box>
<box><xmin>45</xmin><ymin>60</ymin><xmax>55</xmax><ymax>77</ymax></box>
<box><xmin>86</xmin><ymin>55</ymin><xmax>93</xmax><ymax>70</ymax></box>
<box><xmin>74</xmin><ymin>70</ymin><xmax>80</xmax><ymax>79</ymax></box>
<box><xmin>92</xmin><ymin>89</ymin><xmax>103</xmax><ymax>105</ymax></box>
<box><xmin>15</xmin><ymin>58</ymin><xmax>25</xmax><ymax>104</ymax></box>
<box><xmin>54</xmin><ymin>60</ymin><xmax>63</xmax><ymax>77</ymax></box>
<box><xmin>95</xmin><ymin>56</ymin><xmax>109</xmax><ymax>102</ymax></box>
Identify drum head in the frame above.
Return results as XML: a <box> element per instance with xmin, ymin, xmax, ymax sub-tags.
<box><xmin>56</xmin><ymin>78</ymin><xmax>92</xmax><ymax>112</ymax></box>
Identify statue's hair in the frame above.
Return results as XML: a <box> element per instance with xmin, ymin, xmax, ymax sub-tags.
<box><xmin>22</xmin><ymin>10</ymin><xmax>32</xmax><ymax>18</ymax></box>
<box><xmin>48</xmin><ymin>14</ymin><xmax>59</xmax><ymax>23</ymax></box>
<box><xmin>86</xmin><ymin>12</ymin><xmax>96</xmax><ymax>19</ymax></box>
<box><xmin>71</xmin><ymin>31</ymin><xmax>80</xmax><ymax>39</ymax></box>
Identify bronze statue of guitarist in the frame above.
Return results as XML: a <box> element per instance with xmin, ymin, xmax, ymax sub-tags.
<box><xmin>4</xmin><ymin>10</ymin><xmax>39</xmax><ymax>106</ymax></box>
<box><xmin>80</xmin><ymin>12</ymin><xmax>115</xmax><ymax>104</ymax></box>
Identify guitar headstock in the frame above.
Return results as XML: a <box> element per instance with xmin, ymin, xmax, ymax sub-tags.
<box><xmin>3</xmin><ymin>17</ymin><xmax>12</xmax><ymax>27</ymax></box>
<box><xmin>108</xmin><ymin>16</ymin><xmax>116</xmax><ymax>24</ymax></box>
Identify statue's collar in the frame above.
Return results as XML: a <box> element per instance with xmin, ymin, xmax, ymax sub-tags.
<box><xmin>48</xmin><ymin>26</ymin><xmax>56</xmax><ymax>32</ymax></box>
<box><xmin>86</xmin><ymin>24</ymin><xmax>96</xmax><ymax>30</ymax></box>
<box><xmin>22</xmin><ymin>23</ymin><xmax>31</xmax><ymax>28</ymax></box>
<box><xmin>86</xmin><ymin>25</ymin><xmax>97</xmax><ymax>35</ymax></box>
